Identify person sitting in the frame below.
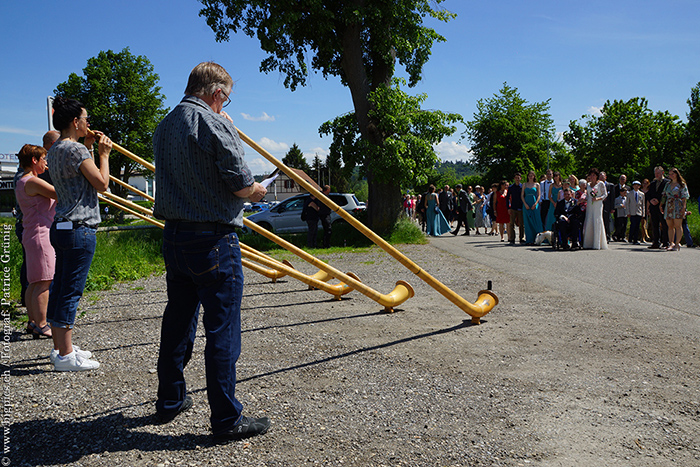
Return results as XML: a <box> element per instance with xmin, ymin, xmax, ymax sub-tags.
<box><xmin>553</xmin><ymin>187</ymin><xmax>584</xmax><ymax>249</ymax></box>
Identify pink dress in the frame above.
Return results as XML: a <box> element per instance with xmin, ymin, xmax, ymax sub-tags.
<box><xmin>15</xmin><ymin>175</ymin><xmax>56</xmax><ymax>283</ymax></box>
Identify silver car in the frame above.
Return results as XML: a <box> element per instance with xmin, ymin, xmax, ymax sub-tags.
<box><xmin>244</xmin><ymin>193</ymin><xmax>366</xmax><ymax>233</ymax></box>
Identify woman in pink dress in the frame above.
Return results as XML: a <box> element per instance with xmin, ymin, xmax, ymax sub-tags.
<box><xmin>15</xmin><ymin>144</ymin><xmax>57</xmax><ymax>338</ymax></box>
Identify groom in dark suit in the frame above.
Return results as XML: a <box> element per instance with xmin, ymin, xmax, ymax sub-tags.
<box><xmin>553</xmin><ymin>188</ymin><xmax>584</xmax><ymax>249</ymax></box>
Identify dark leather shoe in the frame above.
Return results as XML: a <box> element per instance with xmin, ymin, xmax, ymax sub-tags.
<box><xmin>156</xmin><ymin>395</ymin><xmax>193</xmax><ymax>423</ymax></box>
<box><xmin>214</xmin><ymin>416</ymin><xmax>271</xmax><ymax>442</ymax></box>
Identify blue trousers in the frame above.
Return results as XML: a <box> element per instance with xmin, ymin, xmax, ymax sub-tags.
<box><xmin>47</xmin><ymin>224</ymin><xmax>96</xmax><ymax>329</ymax></box>
<box><xmin>157</xmin><ymin>223</ymin><xmax>244</xmax><ymax>434</ymax></box>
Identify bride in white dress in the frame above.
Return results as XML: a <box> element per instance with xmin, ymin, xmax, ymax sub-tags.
<box><xmin>583</xmin><ymin>168</ymin><xmax>609</xmax><ymax>250</ymax></box>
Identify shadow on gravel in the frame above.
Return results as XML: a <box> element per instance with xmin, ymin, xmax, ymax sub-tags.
<box><xmin>244</xmin><ymin>311</ymin><xmax>385</xmax><ymax>334</ymax></box>
<box><xmin>11</xmin><ymin>411</ymin><xmax>215</xmax><ymax>466</ymax></box>
<box><xmin>239</xmin><ymin>319</ymin><xmax>481</xmax><ymax>383</ymax></box>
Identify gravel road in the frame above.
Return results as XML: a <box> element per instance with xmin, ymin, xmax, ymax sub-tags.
<box><xmin>8</xmin><ymin>234</ymin><xmax>700</xmax><ymax>466</ymax></box>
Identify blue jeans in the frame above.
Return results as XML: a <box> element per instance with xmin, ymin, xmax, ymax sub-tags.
<box><xmin>157</xmin><ymin>223</ymin><xmax>244</xmax><ymax>434</ymax></box>
<box><xmin>47</xmin><ymin>224</ymin><xmax>96</xmax><ymax>329</ymax></box>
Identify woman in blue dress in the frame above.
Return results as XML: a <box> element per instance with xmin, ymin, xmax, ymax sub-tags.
<box><xmin>544</xmin><ymin>171</ymin><xmax>563</xmax><ymax>231</ymax></box>
<box><xmin>426</xmin><ymin>184</ymin><xmax>451</xmax><ymax>236</ymax></box>
<box><xmin>521</xmin><ymin>171</ymin><xmax>543</xmax><ymax>245</ymax></box>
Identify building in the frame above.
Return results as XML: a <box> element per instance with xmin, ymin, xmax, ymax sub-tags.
<box><xmin>265</xmin><ymin>168</ymin><xmax>322</xmax><ymax>202</ymax></box>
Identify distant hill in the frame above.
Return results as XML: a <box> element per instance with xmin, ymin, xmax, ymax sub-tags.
<box><xmin>435</xmin><ymin>159</ymin><xmax>479</xmax><ymax>178</ymax></box>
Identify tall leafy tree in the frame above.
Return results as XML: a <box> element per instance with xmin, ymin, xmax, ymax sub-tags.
<box><xmin>54</xmin><ymin>47</ymin><xmax>168</xmax><ymax>198</ymax></box>
<box><xmin>682</xmin><ymin>82</ymin><xmax>700</xmax><ymax>196</ymax></box>
<box><xmin>282</xmin><ymin>143</ymin><xmax>311</xmax><ymax>173</ymax></box>
<box><xmin>199</xmin><ymin>0</ymin><xmax>455</xmax><ymax>233</ymax></box>
<box><xmin>564</xmin><ymin>97</ymin><xmax>684</xmax><ymax>180</ymax></box>
<box><xmin>319</xmin><ymin>79</ymin><xmax>463</xmax><ymax>194</ymax></box>
<box><xmin>467</xmin><ymin>83</ymin><xmax>567</xmax><ymax>183</ymax></box>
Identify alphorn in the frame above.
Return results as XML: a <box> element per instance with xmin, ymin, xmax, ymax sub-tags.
<box><xmin>98</xmin><ymin>190</ymin><xmax>289</xmax><ymax>282</ymax></box>
<box><xmin>244</xmin><ymin>218</ymin><xmax>414</xmax><ymax>311</ymax></box>
<box><xmin>99</xmin><ymin>187</ymin><xmax>364</xmax><ymax>295</ymax></box>
<box><xmin>235</xmin><ymin>128</ymin><xmax>498</xmax><ymax>323</ymax></box>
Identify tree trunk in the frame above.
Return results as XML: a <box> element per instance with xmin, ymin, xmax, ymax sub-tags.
<box><xmin>366</xmin><ymin>170</ymin><xmax>402</xmax><ymax>235</ymax></box>
<box><xmin>341</xmin><ymin>17</ymin><xmax>402</xmax><ymax>234</ymax></box>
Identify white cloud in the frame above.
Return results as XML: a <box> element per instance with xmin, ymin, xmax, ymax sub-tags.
<box><xmin>0</xmin><ymin>126</ymin><xmax>41</xmax><ymax>137</ymax></box>
<box><xmin>434</xmin><ymin>140</ymin><xmax>473</xmax><ymax>162</ymax></box>
<box><xmin>246</xmin><ymin>157</ymin><xmax>276</xmax><ymax>176</ymax></box>
<box><xmin>588</xmin><ymin>106</ymin><xmax>603</xmax><ymax>117</ymax></box>
<box><xmin>240</xmin><ymin>112</ymin><xmax>275</xmax><ymax>122</ymax></box>
<box><xmin>257</xmin><ymin>137</ymin><xmax>289</xmax><ymax>154</ymax></box>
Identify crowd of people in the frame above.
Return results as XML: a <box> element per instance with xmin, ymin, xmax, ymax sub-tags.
<box><xmin>15</xmin><ymin>63</ymin><xmax>270</xmax><ymax>442</ymax></box>
<box><xmin>413</xmin><ymin>167</ymin><xmax>696</xmax><ymax>251</ymax></box>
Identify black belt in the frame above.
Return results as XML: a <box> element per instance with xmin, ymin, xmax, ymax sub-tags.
<box><xmin>165</xmin><ymin>221</ymin><xmax>240</xmax><ymax>235</ymax></box>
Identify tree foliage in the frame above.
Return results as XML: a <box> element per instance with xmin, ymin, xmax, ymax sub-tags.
<box><xmin>320</xmin><ymin>78</ymin><xmax>463</xmax><ymax>188</ymax></box>
<box><xmin>682</xmin><ymin>82</ymin><xmax>700</xmax><ymax>196</ymax></box>
<box><xmin>564</xmin><ymin>97</ymin><xmax>684</xmax><ymax>181</ymax></box>
<box><xmin>467</xmin><ymin>83</ymin><xmax>569</xmax><ymax>183</ymax></box>
<box><xmin>198</xmin><ymin>0</ymin><xmax>455</xmax><ymax>233</ymax></box>
<box><xmin>54</xmin><ymin>48</ymin><xmax>168</xmax><ymax>197</ymax></box>
<box><xmin>282</xmin><ymin>143</ymin><xmax>311</xmax><ymax>173</ymax></box>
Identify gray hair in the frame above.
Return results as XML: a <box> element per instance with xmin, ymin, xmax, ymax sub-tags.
<box><xmin>185</xmin><ymin>62</ymin><xmax>233</xmax><ymax>97</ymax></box>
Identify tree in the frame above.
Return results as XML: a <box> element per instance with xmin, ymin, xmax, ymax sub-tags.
<box><xmin>467</xmin><ymin>83</ymin><xmax>568</xmax><ymax>183</ymax></box>
<box><xmin>282</xmin><ymin>143</ymin><xmax>311</xmax><ymax>173</ymax></box>
<box><xmin>54</xmin><ymin>48</ymin><xmax>168</xmax><ymax>199</ymax></box>
<box><xmin>320</xmin><ymin>79</ymin><xmax>463</xmax><ymax>195</ymax></box>
<box><xmin>564</xmin><ymin>97</ymin><xmax>684</xmax><ymax>180</ymax></box>
<box><xmin>199</xmin><ymin>0</ymin><xmax>455</xmax><ymax>233</ymax></box>
<box><xmin>682</xmin><ymin>82</ymin><xmax>700</xmax><ymax>197</ymax></box>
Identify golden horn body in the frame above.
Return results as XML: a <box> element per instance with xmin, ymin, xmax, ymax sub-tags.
<box><xmin>236</xmin><ymin>128</ymin><xmax>497</xmax><ymax>322</ymax></box>
<box><xmin>243</xmin><ymin>218</ymin><xmax>413</xmax><ymax>311</ymax></box>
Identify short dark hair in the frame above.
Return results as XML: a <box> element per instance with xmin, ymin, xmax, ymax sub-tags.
<box><xmin>52</xmin><ymin>96</ymin><xmax>85</xmax><ymax>131</ymax></box>
<box><xmin>17</xmin><ymin>144</ymin><xmax>46</xmax><ymax>169</ymax></box>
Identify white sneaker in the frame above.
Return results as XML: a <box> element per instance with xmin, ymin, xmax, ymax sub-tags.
<box><xmin>54</xmin><ymin>351</ymin><xmax>100</xmax><ymax>372</ymax></box>
<box><xmin>49</xmin><ymin>346</ymin><xmax>93</xmax><ymax>364</ymax></box>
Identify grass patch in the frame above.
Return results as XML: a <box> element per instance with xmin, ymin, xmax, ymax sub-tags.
<box><xmin>85</xmin><ymin>228</ymin><xmax>165</xmax><ymax>291</ymax></box>
<box><xmin>686</xmin><ymin>199</ymin><xmax>699</xmax><ymax>244</ymax></box>
<box><xmin>387</xmin><ymin>217</ymin><xmax>428</xmax><ymax>244</ymax></box>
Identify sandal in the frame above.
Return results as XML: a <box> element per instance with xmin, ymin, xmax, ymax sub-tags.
<box><xmin>32</xmin><ymin>324</ymin><xmax>52</xmax><ymax>339</ymax></box>
<box><xmin>26</xmin><ymin>322</ymin><xmax>37</xmax><ymax>335</ymax></box>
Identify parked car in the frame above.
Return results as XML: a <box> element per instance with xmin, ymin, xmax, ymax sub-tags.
<box><xmin>244</xmin><ymin>193</ymin><xmax>366</xmax><ymax>233</ymax></box>
<box><xmin>243</xmin><ymin>202</ymin><xmax>270</xmax><ymax>212</ymax></box>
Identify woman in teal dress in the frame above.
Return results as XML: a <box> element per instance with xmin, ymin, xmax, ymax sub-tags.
<box><xmin>426</xmin><ymin>184</ymin><xmax>451</xmax><ymax>236</ymax></box>
<box><xmin>521</xmin><ymin>171</ymin><xmax>543</xmax><ymax>244</ymax></box>
<box><xmin>543</xmin><ymin>171</ymin><xmax>563</xmax><ymax>231</ymax></box>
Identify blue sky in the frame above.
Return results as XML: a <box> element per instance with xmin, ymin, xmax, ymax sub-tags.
<box><xmin>1</xmin><ymin>0</ymin><xmax>699</xmax><ymax>175</ymax></box>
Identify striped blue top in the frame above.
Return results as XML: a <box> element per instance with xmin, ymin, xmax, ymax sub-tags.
<box><xmin>152</xmin><ymin>96</ymin><xmax>254</xmax><ymax>226</ymax></box>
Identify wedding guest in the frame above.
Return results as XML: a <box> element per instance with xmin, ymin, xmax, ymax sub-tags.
<box><xmin>627</xmin><ymin>181</ymin><xmax>645</xmax><ymax>245</ymax></box>
<box><xmin>473</xmin><ymin>185</ymin><xmax>486</xmax><ymax>234</ymax></box>
<box><xmin>646</xmin><ymin>167</ymin><xmax>669</xmax><ymax>249</ymax></box>
<box><xmin>583</xmin><ymin>168</ymin><xmax>608</xmax><ymax>250</ymax></box>
<box><xmin>521</xmin><ymin>170</ymin><xmax>542</xmax><ymax>245</ymax></box>
<box><xmin>613</xmin><ymin>187</ymin><xmax>628</xmax><ymax>242</ymax></box>
<box><xmin>507</xmin><ymin>173</ymin><xmax>523</xmax><ymax>244</ymax></box>
<box><xmin>640</xmin><ymin>178</ymin><xmax>651</xmax><ymax>243</ymax></box>
<box><xmin>661</xmin><ymin>167</ymin><xmax>690</xmax><ymax>251</ymax></box>
<box><xmin>493</xmin><ymin>180</ymin><xmax>510</xmax><ymax>242</ymax></box>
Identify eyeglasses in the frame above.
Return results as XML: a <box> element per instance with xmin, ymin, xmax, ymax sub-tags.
<box><xmin>77</xmin><ymin>115</ymin><xmax>91</xmax><ymax>123</ymax></box>
<box><xmin>219</xmin><ymin>89</ymin><xmax>231</xmax><ymax>108</ymax></box>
